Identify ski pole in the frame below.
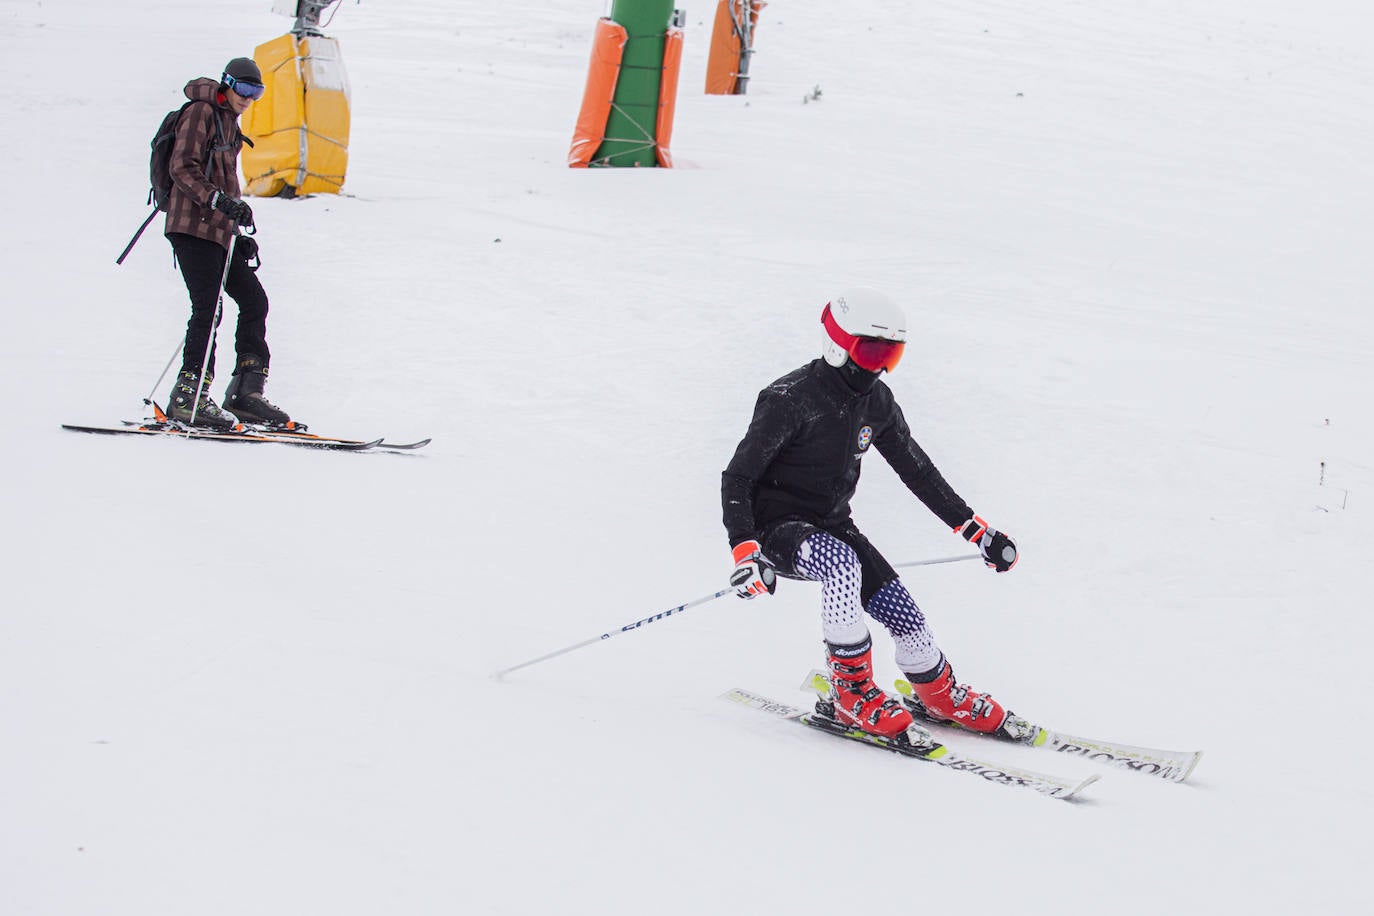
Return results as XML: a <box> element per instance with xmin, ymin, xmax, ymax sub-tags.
<box><xmin>494</xmin><ymin>556</ymin><xmax>978</xmax><ymax>679</ymax></box>
<box><xmin>188</xmin><ymin>232</ymin><xmax>239</xmax><ymax>426</ymax></box>
<box><xmin>144</xmin><ymin>336</ymin><xmax>185</xmax><ymax>407</ymax></box>
<box><xmin>493</xmin><ymin>587</ymin><xmax>734</xmax><ymax>680</ymax></box>
<box><xmin>893</xmin><ymin>553</ymin><xmax>981</xmax><ymax>570</ymax></box>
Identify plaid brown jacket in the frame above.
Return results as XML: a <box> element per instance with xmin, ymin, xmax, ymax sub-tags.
<box><xmin>164</xmin><ymin>78</ymin><xmax>245</xmax><ymax>252</ymax></box>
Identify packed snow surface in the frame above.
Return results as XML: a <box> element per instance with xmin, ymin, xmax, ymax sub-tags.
<box><xmin>3</xmin><ymin>1</ymin><xmax>1371</xmax><ymax>913</ymax></box>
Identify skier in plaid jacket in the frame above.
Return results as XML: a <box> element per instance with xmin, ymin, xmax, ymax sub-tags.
<box><xmin>163</xmin><ymin>57</ymin><xmax>291</xmax><ymax>429</ymax></box>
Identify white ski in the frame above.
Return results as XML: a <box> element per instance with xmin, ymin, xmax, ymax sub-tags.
<box><xmin>722</xmin><ymin>687</ymin><xmax>1098</xmax><ymax>801</ymax></box>
<box><xmin>881</xmin><ymin>674</ymin><xmax>1203</xmax><ymax>783</ymax></box>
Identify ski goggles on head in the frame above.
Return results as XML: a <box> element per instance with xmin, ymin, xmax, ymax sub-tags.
<box><xmin>223</xmin><ymin>74</ymin><xmax>266</xmax><ymax>100</ymax></box>
<box><xmin>821</xmin><ymin>304</ymin><xmax>906</xmax><ymax>373</ymax></box>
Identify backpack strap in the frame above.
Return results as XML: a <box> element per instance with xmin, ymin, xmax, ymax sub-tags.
<box><xmin>183</xmin><ymin>99</ymin><xmax>227</xmax><ymax>198</ymax></box>
<box><xmin>210</xmin><ymin>104</ymin><xmax>228</xmax><ymax>152</ymax></box>
<box><xmin>115</xmin><ymin>208</ymin><xmax>159</xmax><ymax>265</ymax></box>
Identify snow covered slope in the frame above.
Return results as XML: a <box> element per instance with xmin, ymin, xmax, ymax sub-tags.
<box><xmin>3</xmin><ymin>1</ymin><xmax>1371</xmax><ymax>913</ymax></box>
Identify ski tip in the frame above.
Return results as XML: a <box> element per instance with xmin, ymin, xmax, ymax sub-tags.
<box><xmin>893</xmin><ymin>678</ymin><xmax>914</xmax><ymax>698</ymax></box>
<box><xmin>1177</xmin><ymin>751</ymin><xmax>1204</xmax><ymax>783</ymax></box>
<box><xmin>379</xmin><ymin>437</ymin><xmax>433</xmax><ymax>450</ymax></box>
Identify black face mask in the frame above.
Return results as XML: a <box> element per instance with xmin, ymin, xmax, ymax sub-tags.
<box><xmin>835</xmin><ymin>358</ymin><xmax>881</xmax><ymax>394</ymax></box>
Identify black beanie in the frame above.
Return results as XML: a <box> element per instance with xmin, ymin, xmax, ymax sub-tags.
<box><xmin>222</xmin><ymin>57</ymin><xmax>263</xmax><ymax>85</ymax></box>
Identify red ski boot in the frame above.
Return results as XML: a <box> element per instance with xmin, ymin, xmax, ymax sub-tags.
<box><xmin>902</xmin><ymin>657</ymin><xmax>1009</xmax><ymax>735</ymax></box>
<box><xmin>824</xmin><ymin>637</ymin><xmax>915</xmax><ymax>739</ymax></box>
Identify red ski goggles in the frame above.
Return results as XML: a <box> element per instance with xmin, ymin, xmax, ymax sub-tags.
<box><xmin>223</xmin><ymin>74</ymin><xmax>266</xmax><ymax>100</ymax></box>
<box><xmin>821</xmin><ymin>304</ymin><xmax>906</xmax><ymax>373</ymax></box>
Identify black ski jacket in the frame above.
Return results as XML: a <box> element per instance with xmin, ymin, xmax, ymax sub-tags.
<box><xmin>721</xmin><ymin>359</ymin><xmax>974</xmax><ymax>547</ymax></box>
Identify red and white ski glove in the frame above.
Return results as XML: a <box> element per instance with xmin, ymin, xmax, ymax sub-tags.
<box><xmin>730</xmin><ymin>540</ymin><xmax>777</xmax><ymax>599</ymax></box>
<box><xmin>955</xmin><ymin>515</ymin><xmax>1018</xmax><ymax>573</ymax></box>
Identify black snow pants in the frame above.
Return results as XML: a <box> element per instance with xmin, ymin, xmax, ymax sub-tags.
<box><xmin>170</xmin><ymin>232</ymin><xmax>270</xmax><ymax>380</ymax></box>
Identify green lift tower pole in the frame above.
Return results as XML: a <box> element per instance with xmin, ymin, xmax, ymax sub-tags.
<box><xmin>595</xmin><ymin>0</ymin><xmax>676</xmax><ymax>167</ymax></box>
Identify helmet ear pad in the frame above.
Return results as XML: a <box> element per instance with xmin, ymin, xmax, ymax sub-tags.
<box><xmin>822</xmin><ymin>336</ymin><xmax>849</xmax><ymax>368</ymax></box>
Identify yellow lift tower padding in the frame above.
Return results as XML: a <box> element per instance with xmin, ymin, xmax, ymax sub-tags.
<box><xmin>241</xmin><ymin>33</ymin><xmax>351</xmax><ymax>197</ymax></box>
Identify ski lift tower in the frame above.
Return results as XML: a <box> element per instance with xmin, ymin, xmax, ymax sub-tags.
<box><xmin>242</xmin><ymin>1</ymin><xmax>353</xmax><ymax>197</ymax></box>
<box><xmin>274</xmin><ymin>0</ymin><xmax>337</xmax><ymax>36</ymax></box>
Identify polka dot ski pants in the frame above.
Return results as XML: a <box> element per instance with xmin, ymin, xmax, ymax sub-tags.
<box><xmin>793</xmin><ymin>530</ymin><xmax>943</xmax><ymax>674</ymax></box>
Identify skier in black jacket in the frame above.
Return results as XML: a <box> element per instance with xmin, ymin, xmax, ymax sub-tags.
<box><xmin>722</xmin><ymin>288</ymin><xmax>1023</xmax><ymax>742</ymax></box>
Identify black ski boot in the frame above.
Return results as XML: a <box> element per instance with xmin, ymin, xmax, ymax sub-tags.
<box><xmin>167</xmin><ymin>370</ymin><xmax>240</xmax><ymax>430</ymax></box>
<box><xmin>223</xmin><ymin>354</ymin><xmax>292</xmax><ymax>427</ymax></box>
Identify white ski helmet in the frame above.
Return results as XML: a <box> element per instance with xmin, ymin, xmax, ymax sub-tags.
<box><xmin>821</xmin><ymin>287</ymin><xmax>907</xmax><ymax>373</ymax></box>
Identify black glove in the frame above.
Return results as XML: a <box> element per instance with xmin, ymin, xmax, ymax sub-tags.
<box><xmin>234</xmin><ymin>235</ymin><xmax>259</xmax><ymax>262</ymax></box>
<box><xmin>211</xmin><ymin>191</ymin><xmax>254</xmax><ymax>228</ymax></box>
<box><xmin>955</xmin><ymin>515</ymin><xmax>1018</xmax><ymax>573</ymax></box>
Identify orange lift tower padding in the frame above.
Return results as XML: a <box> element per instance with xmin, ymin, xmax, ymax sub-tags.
<box><xmin>655</xmin><ymin>26</ymin><xmax>684</xmax><ymax>167</ymax></box>
<box><xmin>568</xmin><ymin>18</ymin><xmax>628</xmax><ymax>168</ymax></box>
<box><xmin>705</xmin><ymin>0</ymin><xmax>765</xmax><ymax>95</ymax></box>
